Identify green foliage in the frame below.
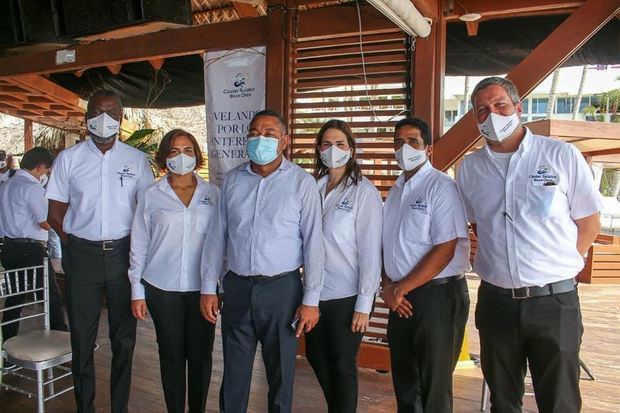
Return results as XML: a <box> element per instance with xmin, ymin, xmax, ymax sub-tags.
<box><xmin>122</xmin><ymin>128</ymin><xmax>162</xmax><ymax>176</ymax></box>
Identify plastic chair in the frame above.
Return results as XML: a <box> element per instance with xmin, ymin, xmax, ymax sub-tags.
<box><xmin>0</xmin><ymin>259</ymin><xmax>73</xmax><ymax>413</ymax></box>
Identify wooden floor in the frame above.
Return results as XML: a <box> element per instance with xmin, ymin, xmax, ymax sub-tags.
<box><xmin>2</xmin><ymin>276</ymin><xmax>620</xmax><ymax>412</ymax></box>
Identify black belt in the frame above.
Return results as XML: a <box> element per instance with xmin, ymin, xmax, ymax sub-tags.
<box><xmin>231</xmin><ymin>270</ymin><xmax>299</xmax><ymax>282</ymax></box>
<box><xmin>482</xmin><ymin>278</ymin><xmax>576</xmax><ymax>300</ymax></box>
<box><xmin>4</xmin><ymin>237</ymin><xmax>46</xmax><ymax>247</ymax></box>
<box><xmin>420</xmin><ymin>274</ymin><xmax>465</xmax><ymax>289</ymax></box>
<box><xmin>68</xmin><ymin>234</ymin><xmax>129</xmax><ymax>251</ymax></box>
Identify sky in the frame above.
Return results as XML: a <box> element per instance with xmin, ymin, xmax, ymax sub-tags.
<box><xmin>444</xmin><ymin>65</ymin><xmax>620</xmax><ymax>99</ymax></box>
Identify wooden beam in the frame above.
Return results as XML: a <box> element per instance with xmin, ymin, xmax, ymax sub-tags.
<box><xmin>465</xmin><ymin>21</ymin><xmax>479</xmax><ymax>36</ymax></box>
<box><xmin>232</xmin><ymin>2</ymin><xmax>260</xmax><ymax>18</ymax></box>
<box><xmin>0</xmin><ymin>17</ymin><xmax>268</xmax><ymax>78</ymax></box>
<box><xmin>8</xmin><ymin>75</ymin><xmax>84</xmax><ymax>110</ymax></box>
<box><xmin>583</xmin><ymin>147</ymin><xmax>620</xmax><ymax>157</ymax></box>
<box><xmin>297</xmin><ymin>3</ymin><xmax>395</xmax><ymax>41</ymax></box>
<box><xmin>24</xmin><ymin>119</ymin><xmax>34</xmax><ymax>151</ymax></box>
<box><xmin>412</xmin><ymin>0</ymin><xmax>440</xmax><ymax>20</ymax></box>
<box><xmin>107</xmin><ymin>64</ymin><xmax>123</xmax><ymax>75</ymax></box>
<box><xmin>445</xmin><ymin>0</ymin><xmax>583</xmax><ymax>21</ymax></box>
<box><xmin>265</xmin><ymin>1</ymin><xmax>292</xmax><ymax>119</ymax></box>
<box><xmin>148</xmin><ymin>58</ymin><xmax>165</xmax><ymax>70</ymax></box>
<box><xmin>433</xmin><ymin>0</ymin><xmax>620</xmax><ymax>171</ymax></box>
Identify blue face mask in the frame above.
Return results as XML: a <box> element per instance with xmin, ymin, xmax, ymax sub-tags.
<box><xmin>246</xmin><ymin>135</ymin><xmax>280</xmax><ymax>165</ymax></box>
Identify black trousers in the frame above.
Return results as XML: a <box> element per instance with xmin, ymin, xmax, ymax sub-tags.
<box><xmin>476</xmin><ymin>282</ymin><xmax>583</xmax><ymax>413</ymax></box>
<box><xmin>387</xmin><ymin>277</ymin><xmax>470</xmax><ymax>413</ymax></box>
<box><xmin>63</xmin><ymin>236</ymin><xmax>136</xmax><ymax>413</ymax></box>
<box><xmin>219</xmin><ymin>270</ymin><xmax>303</xmax><ymax>413</ymax></box>
<box><xmin>0</xmin><ymin>240</ymin><xmax>67</xmax><ymax>340</ymax></box>
<box><xmin>143</xmin><ymin>281</ymin><xmax>216</xmax><ymax>413</ymax></box>
<box><xmin>305</xmin><ymin>295</ymin><xmax>363</xmax><ymax>413</ymax></box>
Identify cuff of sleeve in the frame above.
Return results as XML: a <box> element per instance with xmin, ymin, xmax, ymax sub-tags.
<box><xmin>302</xmin><ymin>290</ymin><xmax>321</xmax><ymax>307</ymax></box>
<box><xmin>354</xmin><ymin>295</ymin><xmax>374</xmax><ymax>314</ymax></box>
<box><xmin>201</xmin><ymin>280</ymin><xmax>218</xmax><ymax>295</ymax></box>
<box><xmin>45</xmin><ymin>192</ymin><xmax>69</xmax><ymax>203</ymax></box>
<box><xmin>131</xmin><ymin>282</ymin><xmax>145</xmax><ymax>300</ymax></box>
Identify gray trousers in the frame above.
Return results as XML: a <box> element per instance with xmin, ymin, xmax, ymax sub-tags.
<box><xmin>219</xmin><ymin>270</ymin><xmax>303</xmax><ymax>413</ymax></box>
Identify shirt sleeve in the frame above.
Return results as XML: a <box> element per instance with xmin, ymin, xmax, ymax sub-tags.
<box><xmin>354</xmin><ymin>183</ymin><xmax>382</xmax><ymax>314</ymax></box>
<box><xmin>201</xmin><ymin>185</ymin><xmax>226</xmax><ymax>294</ymax></box>
<box><xmin>565</xmin><ymin>144</ymin><xmax>603</xmax><ymax>220</ymax></box>
<box><xmin>430</xmin><ymin>179</ymin><xmax>470</xmax><ymax>245</ymax></box>
<box><xmin>45</xmin><ymin>151</ymin><xmax>70</xmax><ymax>203</ymax></box>
<box><xmin>27</xmin><ymin>184</ymin><xmax>48</xmax><ymax>224</ymax></box>
<box><xmin>128</xmin><ymin>192</ymin><xmax>150</xmax><ymax>300</ymax></box>
<box><xmin>298</xmin><ymin>174</ymin><xmax>325</xmax><ymax>307</ymax></box>
<box><xmin>136</xmin><ymin>154</ymin><xmax>155</xmax><ymax>194</ymax></box>
<box><xmin>455</xmin><ymin>160</ymin><xmax>475</xmax><ymax>223</ymax></box>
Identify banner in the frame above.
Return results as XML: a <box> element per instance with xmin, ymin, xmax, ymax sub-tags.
<box><xmin>204</xmin><ymin>47</ymin><xmax>266</xmax><ymax>186</ymax></box>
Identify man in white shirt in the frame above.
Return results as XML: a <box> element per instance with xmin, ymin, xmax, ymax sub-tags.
<box><xmin>381</xmin><ymin>117</ymin><xmax>471</xmax><ymax>412</ymax></box>
<box><xmin>0</xmin><ymin>147</ymin><xmax>67</xmax><ymax>340</ymax></box>
<box><xmin>457</xmin><ymin>77</ymin><xmax>602</xmax><ymax>413</ymax></box>
<box><xmin>200</xmin><ymin>110</ymin><xmax>324</xmax><ymax>413</ymax></box>
<box><xmin>46</xmin><ymin>90</ymin><xmax>154</xmax><ymax>413</ymax></box>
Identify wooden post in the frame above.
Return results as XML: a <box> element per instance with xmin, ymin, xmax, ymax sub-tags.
<box><xmin>24</xmin><ymin>119</ymin><xmax>34</xmax><ymax>151</ymax></box>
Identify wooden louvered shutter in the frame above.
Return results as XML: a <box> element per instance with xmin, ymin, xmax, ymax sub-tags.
<box><xmin>290</xmin><ymin>31</ymin><xmax>410</xmax><ymax>197</ymax></box>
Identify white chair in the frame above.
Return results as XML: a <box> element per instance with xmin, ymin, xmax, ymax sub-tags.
<box><xmin>0</xmin><ymin>259</ymin><xmax>73</xmax><ymax>413</ymax></box>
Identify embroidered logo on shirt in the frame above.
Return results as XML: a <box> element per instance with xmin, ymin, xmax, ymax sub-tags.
<box><xmin>410</xmin><ymin>196</ymin><xmax>428</xmax><ymax>212</ymax></box>
<box><xmin>117</xmin><ymin>164</ymin><xmax>136</xmax><ymax>179</ymax></box>
<box><xmin>529</xmin><ymin>164</ymin><xmax>558</xmax><ymax>186</ymax></box>
<box><xmin>337</xmin><ymin>198</ymin><xmax>353</xmax><ymax>212</ymax></box>
<box><xmin>199</xmin><ymin>195</ymin><xmax>215</xmax><ymax>207</ymax></box>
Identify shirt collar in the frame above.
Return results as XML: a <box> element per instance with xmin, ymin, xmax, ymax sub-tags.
<box><xmin>245</xmin><ymin>156</ymin><xmax>291</xmax><ymax>176</ymax></box>
<box><xmin>483</xmin><ymin>126</ymin><xmax>533</xmax><ymax>160</ymax></box>
<box><xmin>157</xmin><ymin>172</ymin><xmax>205</xmax><ymax>201</ymax></box>
<box><xmin>15</xmin><ymin>169</ymin><xmax>40</xmax><ymax>184</ymax></box>
<box><xmin>395</xmin><ymin>160</ymin><xmax>433</xmax><ymax>189</ymax></box>
<box><xmin>87</xmin><ymin>136</ymin><xmax>119</xmax><ymax>157</ymax></box>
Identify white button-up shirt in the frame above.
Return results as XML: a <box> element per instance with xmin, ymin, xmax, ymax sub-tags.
<box><xmin>0</xmin><ymin>170</ymin><xmax>48</xmax><ymax>241</ymax></box>
<box><xmin>46</xmin><ymin>138</ymin><xmax>154</xmax><ymax>241</ymax></box>
<box><xmin>456</xmin><ymin>128</ymin><xmax>603</xmax><ymax>288</ymax></box>
<box><xmin>318</xmin><ymin>175</ymin><xmax>382</xmax><ymax>314</ymax></box>
<box><xmin>383</xmin><ymin>161</ymin><xmax>471</xmax><ymax>282</ymax></box>
<box><xmin>202</xmin><ymin>158</ymin><xmax>324</xmax><ymax>306</ymax></box>
<box><xmin>128</xmin><ymin>174</ymin><xmax>221</xmax><ymax>299</ymax></box>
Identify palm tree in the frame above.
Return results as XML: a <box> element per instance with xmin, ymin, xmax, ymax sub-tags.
<box><xmin>572</xmin><ymin>65</ymin><xmax>588</xmax><ymax>120</ymax></box>
<box><xmin>546</xmin><ymin>69</ymin><xmax>561</xmax><ymax>118</ymax></box>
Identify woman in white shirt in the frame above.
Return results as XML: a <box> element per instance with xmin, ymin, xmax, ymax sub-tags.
<box><xmin>305</xmin><ymin>119</ymin><xmax>383</xmax><ymax>413</ymax></box>
<box><xmin>129</xmin><ymin>129</ymin><xmax>220</xmax><ymax>413</ymax></box>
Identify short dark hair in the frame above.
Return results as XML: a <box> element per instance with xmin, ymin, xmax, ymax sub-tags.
<box><xmin>250</xmin><ymin>109</ymin><xmax>287</xmax><ymax>134</ymax></box>
<box><xmin>87</xmin><ymin>89</ymin><xmax>123</xmax><ymax>114</ymax></box>
<box><xmin>155</xmin><ymin>129</ymin><xmax>204</xmax><ymax>171</ymax></box>
<box><xmin>314</xmin><ymin>119</ymin><xmax>362</xmax><ymax>187</ymax></box>
<box><xmin>394</xmin><ymin>117</ymin><xmax>432</xmax><ymax>146</ymax></box>
<box><xmin>20</xmin><ymin>147</ymin><xmax>55</xmax><ymax>170</ymax></box>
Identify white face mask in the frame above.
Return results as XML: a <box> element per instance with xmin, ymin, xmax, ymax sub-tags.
<box><xmin>87</xmin><ymin>112</ymin><xmax>120</xmax><ymax>140</ymax></box>
<box><xmin>395</xmin><ymin>144</ymin><xmax>427</xmax><ymax>171</ymax></box>
<box><xmin>166</xmin><ymin>153</ymin><xmax>196</xmax><ymax>176</ymax></box>
<box><xmin>0</xmin><ymin>161</ymin><xmax>6</xmax><ymax>169</ymax></box>
<box><xmin>477</xmin><ymin>112</ymin><xmax>520</xmax><ymax>142</ymax></box>
<box><xmin>320</xmin><ymin>145</ymin><xmax>351</xmax><ymax>169</ymax></box>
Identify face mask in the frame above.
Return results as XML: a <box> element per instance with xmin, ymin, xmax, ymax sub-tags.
<box><xmin>395</xmin><ymin>144</ymin><xmax>427</xmax><ymax>171</ymax></box>
<box><xmin>247</xmin><ymin>136</ymin><xmax>280</xmax><ymax>165</ymax></box>
<box><xmin>87</xmin><ymin>112</ymin><xmax>120</xmax><ymax>144</ymax></box>
<box><xmin>166</xmin><ymin>153</ymin><xmax>196</xmax><ymax>176</ymax></box>
<box><xmin>320</xmin><ymin>145</ymin><xmax>351</xmax><ymax>169</ymax></box>
<box><xmin>40</xmin><ymin>174</ymin><xmax>49</xmax><ymax>187</ymax></box>
<box><xmin>477</xmin><ymin>112</ymin><xmax>520</xmax><ymax>142</ymax></box>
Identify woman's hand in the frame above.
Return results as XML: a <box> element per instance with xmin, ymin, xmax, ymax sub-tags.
<box><xmin>351</xmin><ymin>311</ymin><xmax>370</xmax><ymax>333</ymax></box>
<box><xmin>131</xmin><ymin>299</ymin><xmax>148</xmax><ymax>321</ymax></box>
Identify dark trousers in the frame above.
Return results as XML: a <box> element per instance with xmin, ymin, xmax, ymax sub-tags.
<box><xmin>219</xmin><ymin>270</ymin><xmax>303</xmax><ymax>413</ymax></box>
<box><xmin>63</xmin><ymin>236</ymin><xmax>136</xmax><ymax>413</ymax></box>
<box><xmin>305</xmin><ymin>295</ymin><xmax>363</xmax><ymax>413</ymax></box>
<box><xmin>476</xmin><ymin>282</ymin><xmax>582</xmax><ymax>413</ymax></box>
<box><xmin>143</xmin><ymin>281</ymin><xmax>216</xmax><ymax>413</ymax></box>
<box><xmin>1</xmin><ymin>240</ymin><xmax>67</xmax><ymax>340</ymax></box>
<box><xmin>387</xmin><ymin>277</ymin><xmax>470</xmax><ymax>413</ymax></box>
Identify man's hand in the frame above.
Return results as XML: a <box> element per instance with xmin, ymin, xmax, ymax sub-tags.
<box><xmin>200</xmin><ymin>294</ymin><xmax>220</xmax><ymax>324</ymax></box>
<box><xmin>351</xmin><ymin>311</ymin><xmax>370</xmax><ymax>333</ymax></box>
<box><xmin>382</xmin><ymin>282</ymin><xmax>413</xmax><ymax>318</ymax></box>
<box><xmin>294</xmin><ymin>304</ymin><xmax>320</xmax><ymax>337</ymax></box>
<box><xmin>131</xmin><ymin>299</ymin><xmax>148</xmax><ymax>321</ymax></box>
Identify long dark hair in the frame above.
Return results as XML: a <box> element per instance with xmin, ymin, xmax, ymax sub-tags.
<box><xmin>314</xmin><ymin>119</ymin><xmax>362</xmax><ymax>187</ymax></box>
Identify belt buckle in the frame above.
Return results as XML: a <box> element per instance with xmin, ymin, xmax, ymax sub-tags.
<box><xmin>511</xmin><ymin>286</ymin><xmax>530</xmax><ymax>299</ymax></box>
<box><xmin>102</xmin><ymin>240</ymin><xmax>114</xmax><ymax>251</ymax></box>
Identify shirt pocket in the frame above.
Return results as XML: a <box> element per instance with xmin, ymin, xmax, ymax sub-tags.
<box><xmin>526</xmin><ymin>184</ymin><xmax>560</xmax><ymax>220</ymax></box>
<box><xmin>402</xmin><ymin>207</ymin><xmax>433</xmax><ymax>245</ymax></box>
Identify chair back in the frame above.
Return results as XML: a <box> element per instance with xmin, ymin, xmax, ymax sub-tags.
<box><xmin>0</xmin><ymin>259</ymin><xmax>49</xmax><ymax>330</ymax></box>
